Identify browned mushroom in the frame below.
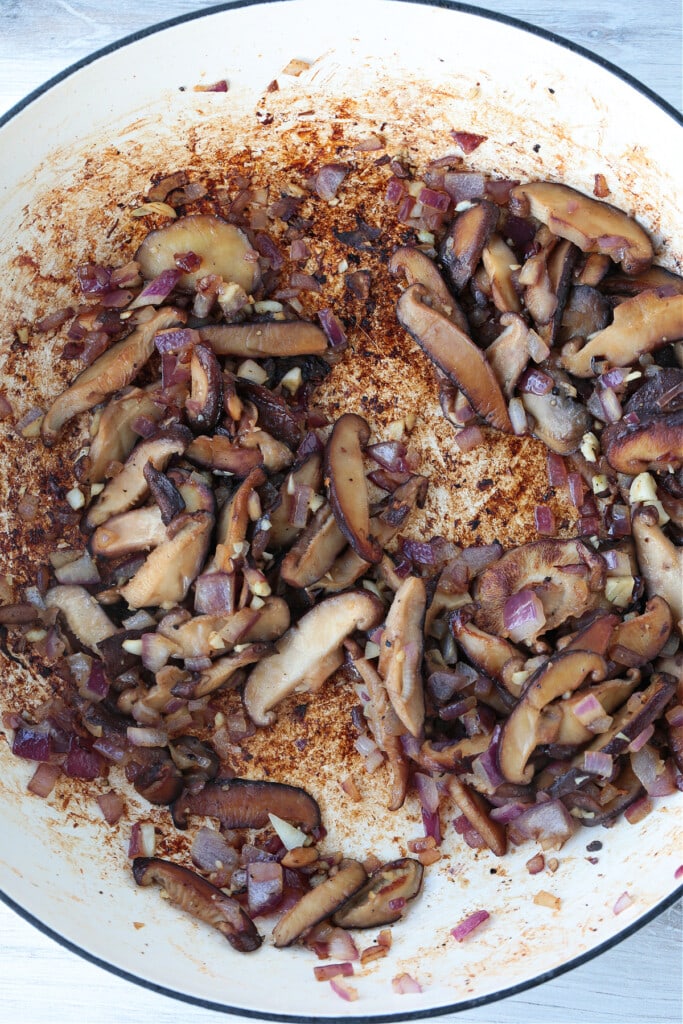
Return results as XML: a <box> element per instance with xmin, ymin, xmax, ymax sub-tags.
<box><xmin>486</xmin><ymin>313</ymin><xmax>537</xmax><ymax>397</ymax></box>
<box><xmin>209</xmin><ymin>466</ymin><xmax>267</xmax><ymax>573</ymax></box>
<box><xmin>557</xmin><ymin>284</ymin><xmax>611</xmax><ymax>345</ymax></box>
<box><xmin>561</xmin><ymin>291</ymin><xmax>683</xmax><ymax>378</ymax></box>
<box><xmin>84</xmin><ymin>426</ymin><xmax>192</xmax><ymax>530</ymax></box>
<box><xmin>608</xmin><ymin>596</ymin><xmax>673</xmax><ymax>666</ymax></box>
<box><xmin>185</xmin><ymin>434</ymin><xmax>264</xmax><ymax>476</ymax></box>
<box><xmin>602</xmin><ymin>411</ymin><xmax>683</xmax><ymax>474</ymax></box>
<box><xmin>79</xmin><ymin>385</ymin><xmax>168</xmax><ymax>484</ymax></box>
<box><xmin>623</xmin><ymin>368</ymin><xmax>683</xmax><ymax>417</ymax></box>
<box><xmin>131</xmin><ymin>753</ymin><xmax>184</xmax><ymax>806</ymax></box>
<box><xmin>44</xmin><ymin>585</ymin><xmax>119</xmax><ymax>651</ymax></box>
<box><xmin>325</xmin><ymin>413</ymin><xmax>381</xmax><ymax>563</ymax></box>
<box><xmin>447</xmin><ymin>776</ymin><xmax>507</xmax><ymax>856</ymax></box>
<box><xmin>332</xmin><ymin>858</ymin><xmax>423</xmax><ymax>928</ymax></box>
<box><xmin>136</xmin><ymin>214</ymin><xmax>259</xmax><ymax>293</ymax></box>
<box><xmin>90</xmin><ymin>505</ymin><xmax>168</xmax><ymax>557</ymax></box>
<box><xmin>119</xmin><ymin>511</ymin><xmax>213</xmax><ymax>609</ymax></box>
<box><xmin>243</xmin><ymin>590</ymin><xmax>383</xmax><ymax>726</ymax></box>
<box><xmin>132</xmin><ymin>857</ymin><xmax>262</xmax><ymax>952</ymax></box>
<box><xmin>389</xmin><ymin>246</ymin><xmax>469</xmax><ymax>331</ymax></box>
<box><xmin>171</xmin><ymin>777</ymin><xmax>321</xmax><ymax>831</ymax></box>
<box><xmin>561</xmin><ymin>762</ymin><xmax>645</xmax><ymax>826</ymax></box>
<box><xmin>378</xmin><ymin>576</ymin><xmax>426</xmax><ymax>737</ymax></box>
<box><xmin>186</xmin><ymin>344</ymin><xmax>223</xmax><ymax>433</ymax></box>
<box><xmin>546</xmin><ymin>672</ymin><xmax>641</xmax><ymax>747</ymax></box>
<box><xmin>237</xmin><ymin>380</ymin><xmax>303</xmax><ymax>451</ymax></box>
<box><xmin>272</xmin><ymin>859</ymin><xmax>367</xmax><ymax>948</ymax></box>
<box><xmin>600</xmin><ymin>264</ymin><xmax>683</xmax><ymax>297</ymax></box>
<box><xmin>193</xmin><ymin>642</ymin><xmax>273</xmax><ymax>698</ymax></box>
<box><xmin>481</xmin><ymin>234</ymin><xmax>522</xmax><ymax>314</ymax></box>
<box><xmin>632</xmin><ymin>505</ymin><xmax>683</xmax><ymax>624</ymax></box>
<box><xmin>449</xmin><ymin>609</ymin><xmax>525</xmax><ymax>696</ymax></box>
<box><xmin>473</xmin><ymin>538</ymin><xmax>606</xmax><ymax>641</ymax></box>
<box><xmin>509</xmin><ymin>181</ymin><xmax>654</xmax><ymax>275</ymax></box>
<box><xmin>396</xmin><ymin>283</ymin><xmax>512</xmax><ymax>432</ymax></box>
<box><xmin>279</xmin><ymin>503</ymin><xmax>347</xmax><ymax>589</ymax></box>
<box><xmin>520</xmin><ymin>366</ymin><xmax>592</xmax><ymax>455</ymax></box>
<box><xmin>498</xmin><ymin>650</ymin><xmax>607</xmax><ymax>784</ymax></box>
<box><xmin>198</xmin><ymin>321</ymin><xmax>327</xmax><ymax>358</ymax></box>
<box><xmin>42</xmin><ymin>307</ymin><xmax>183</xmax><ymax>443</ymax></box>
<box><xmin>267</xmin><ymin>452</ymin><xmax>324</xmax><ymax>550</ymax></box>
<box><xmin>143</xmin><ymin>462</ymin><xmax>186</xmax><ymax>525</ymax></box>
<box><xmin>439</xmin><ymin>199</ymin><xmax>499</xmax><ymax>291</ymax></box>
<box><xmin>520</xmin><ymin>237</ymin><xmax>577</xmax><ymax>343</ymax></box>
<box><xmin>558</xmin><ymin>611</ymin><xmax>620</xmax><ymax>654</ymax></box>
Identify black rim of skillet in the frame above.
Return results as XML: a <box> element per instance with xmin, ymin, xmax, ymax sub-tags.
<box><xmin>0</xmin><ymin>1</ymin><xmax>681</xmax><ymax>1020</ymax></box>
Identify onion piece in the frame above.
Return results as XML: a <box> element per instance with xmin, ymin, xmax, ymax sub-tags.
<box><xmin>392</xmin><ymin>972</ymin><xmax>422</xmax><ymax>994</ymax></box>
<box><xmin>450</xmin><ymin>909</ymin><xmax>490</xmax><ymax>941</ymax></box>
<box><xmin>27</xmin><ymin>762</ymin><xmax>61</xmax><ymax>797</ymax></box>
<box><xmin>503</xmin><ymin>589</ymin><xmax>546</xmax><ymax>643</ymax></box>
<box><xmin>96</xmin><ymin>790</ymin><xmax>125</xmax><ymax>825</ymax></box>
<box><xmin>314</xmin><ymin>963</ymin><xmax>354</xmax><ymax>982</ymax></box>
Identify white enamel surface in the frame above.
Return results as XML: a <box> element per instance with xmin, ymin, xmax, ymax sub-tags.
<box><xmin>0</xmin><ymin>2</ymin><xmax>681</xmax><ymax>1019</ymax></box>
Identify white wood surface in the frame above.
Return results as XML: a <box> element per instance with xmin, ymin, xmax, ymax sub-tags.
<box><xmin>0</xmin><ymin>3</ymin><xmax>681</xmax><ymax>1023</ymax></box>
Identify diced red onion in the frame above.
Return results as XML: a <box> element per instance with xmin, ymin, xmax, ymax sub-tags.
<box><xmin>366</xmin><ymin>440</ymin><xmax>408</xmax><ymax>472</ymax></box>
<box><xmin>450</xmin><ymin>909</ymin><xmax>490</xmax><ymax>941</ymax></box>
<box><xmin>290</xmin><ymin>271</ymin><xmax>321</xmax><ymax>293</ymax></box>
<box><xmin>53</xmin><ymin>549</ymin><xmax>101</xmax><ymax>587</ymax></box>
<box><xmin>450</xmin><ymin>131</ymin><xmax>487</xmax><ymax>154</ymax></box>
<box><xmin>97</xmin><ymin>790</ymin><xmax>125</xmax><ymax>825</ymax></box>
<box><xmin>247</xmin><ymin>860</ymin><xmax>284</xmax><ymax>916</ymax></box>
<box><xmin>631</xmin><ymin>745</ymin><xmax>678</xmax><ymax>796</ymax></box>
<box><xmin>328</xmin><ymin>928</ymin><xmax>360</xmax><ymax>962</ymax></box>
<box><xmin>194</xmin><ymin>572</ymin><xmax>235</xmax><ymax>615</ymax></box>
<box><xmin>314</xmin><ymin>163</ymin><xmax>349</xmax><ymax>201</ymax></box>
<box><xmin>80</xmin><ymin>331</ymin><xmax>110</xmax><ymax>365</ymax></box>
<box><xmin>460</xmin><ymin>542</ymin><xmax>503</xmax><ymax>575</ymax></box>
<box><xmin>534</xmin><ymin>505</ymin><xmax>555</xmax><ymax>536</ymax></box>
<box><xmin>317</xmin><ymin>308</ymin><xmax>348</xmax><ymax>351</ymax></box>
<box><xmin>573</xmin><ymin>692</ymin><xmax>604</xmax><ymax>727</ymax></box>
<box><xmin>15</xmin><ymin>407</ymin><xmax>44</xmax><ymax>435</ymax></box>
<box><xmin>600</xmin><ymin>367</ymin><xmax>626</xmax><ymax>389</ymax></box>
<box><xmin>665</xmin><ymin>706</ymin><xmax>683</xmax><ymax>728</ymax></box>
<box><xmin>442</xmin><ymin>171</ymin><xmax>485</xmax><ymax>204</ymax></box>
<box><xmin>583</xmin><ymin>750</ymin><xmax>613</xmax><ymax>777</ymax></box>
<box><xmin>508</xmin><ymin>799</ymin><xmax>575</xmax><ymax>849</ymax></box>
<box><xmin>385</xmin><ymin>176</ymin><xmax>406</xmax><ymax>205</ymax></box>
<box><xmin>155</xmin><ymin>327</ymin><xmax>199</xmax><ymax>355</ymax></box>
<box><xmin>77</xmin><ymin>262</ymin><xmax>112</xmax><ymax>296</ymax></box>
<box><xmin>503</xmin><ymin>589</ymin><xmax>546</xmax><ymax>642</ymax></box>
<box><xmin>36</xmin><ymin>306</ymin><xmax>75</xmax><ymax>333</ymax></box>
<box><xmin>0</xmin><ymin>391</ymin><xmax>13</xmax><ymax>419</ymax></box>
<box><xmin>12</xmin><ymin>723</ymin><xmax>53</xmax><ymax>762</ymax></box>
<box><xmin>578</xmin><ymin>515</ymin><xmax>601</xmax><ymax>537</ymax></box>
<box><xmin>624</xmin><ymin>795</ymin><xmax>653</xmax><ymax>824</ymax></box>
<box><xmin>599</xmin><ymin>386</ymin><xmax>623</xmax><ymax>424</ymax></box>
<box><xmin>82</xmin><ymin>660</ymin><xmax>109</xmax><ymax>702</ymax></box>
<box><xmin>567</xmin><ymin>473</ymin><xmax>585</xmax><ymax>508</ymax></box>
<box><xmin>419</xmin><ymin>186</ymin><xmax>451</xmax><ymax>212</ymax></box>
<box><xmin>414</xmin><ymin>772</ymin><xmax>440</xmax><ymax>815</ymax></box>
<box><xmin>526</xmin><ymin>852</ymin><xmax>545</xmax><ymax>875</ymax></box>
<box><xmin>613</xmin><ymin>891</ymin><xmax>633</xmax><ymax>915</ymax></box>
<box><xmin>141</xmin><ymin>632</ymin><xmax>174</xmax><ymax>673</ymax></box>
<box><xmin>455</xmin><ymin>424</ymin><xmax>485</xmax><ymax>451</ymax></box>
<box><xmin>100</xmin><ymin>289</ymin><xmax>134</xmax><ymax>309</ymax></box>
<box><xmin>314</xmin><ymin>963</ymin><xmax>355</xmax><ymax>982</ymax></box>
<box><xmin>27</xmin><ymin>762</ymin><xmax>61</xmax><ymax>797</ymax></box>
<box><xmin>392</xmin><ymin>972</ymin><xmax>422</xmax><ymax>994</ymax></box>
<box><xmin>628</xmin><ymin>724</ymin><xmax>655</xmax><ymax>753</ymax></box>
<box><xmin>329</xmin><ymin>979</ymin><xmax>358</xmax><ymax>1002</ymax></box>
<box><xmin>290</xmin><ymin>483</ymin><xmax>314</xmax><ymax>529</ymax></box>
<box><xmin>63</xmin><ymin>738</ymin><xmax>104</xmax><ymax>780</ymax></box>
<box><xmin>402</xmin><ymin>539</ymin><xmax>437</xmax><ymax>565</ymax></box>
<box><xmin>129</xmin><ymin>268</ymin><xmax>181</xmax><ymax>309</ymax></box>
<box><xmin>486</xmin><ymin>179</ymin><xmax>520</xmax><ymax>204</ymax></box>
<box><xmin>518</xmin><ymin>368</ymin><xmax>554</xmax><ymax>395</ymax></box>
<box><xmin>128</xmin><ymin>821</ymin><xmax>156</xmax><ymax>858</ymax></box>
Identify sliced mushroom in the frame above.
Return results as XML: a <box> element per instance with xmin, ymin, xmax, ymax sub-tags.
<box><xmin>84</xmin><ymin>426</ymin><xmax>192</xmax><ymax>530</ymax></box>
<box><xmin>136</xmin><ymin>214</ymin><xmax>259</xmax><ymax>293</ymax></box>
<box><xmin>389</xmin><ymin>246</ymin><xmax>469</xmax><ymax>331</ymax></box>
<box><xmin>171</xmin><ymin>777</ymin><xmax>321</xmax><ymax>831</ymax></box>
<box><xmin>132</xmin><ymin>857</ymin><xmax>262</xmax><ymax>952</ymax></box>
<box><xmin>521</xmin><ymin>365</ymin><xmax>592</xmax><ymax>455</ymax></box>
<box><xmin>161</xmin><ymin>599</ymin><xmax>290</xmax><ymax>661</ymax></box>
<box><xmin>325</xmin><ymin>413</ymin><xmax>381</xmax><ymax>563</ymax></box>
<box><xmin>561</xmin><ymin>762</ymin><xmax>645</xmax><ymax>826</ymax></box>
<box><xmin>632</xmin><ymin>505</ymin><xmax>683</xmax><ymax>624</ymax></box>
<box><xmin>186</xmin><ymin>344</ymin><xmax>223</xmax><ymax>434</ymax></box>
<box><xmin>561</xmin><ymin>291</ymin><xmax>683</xmax><ymax>378</ymax></box>
<box><xmin>185</xmin><ymin>434</ymin><xmax>263</xmax><ymax>476</ymax></box>
<box><xmin>80</xmin><ymin>385</ymin><xmax>168</xmax><ymax>484</ymax></box>
<box><xmin>447</xmin><ymin>776</ymin><xmax>507</xmax><ymax>856</ymax></box>
<box><xmin>44</xmin><ymin>585</ymin><xmax>119</xmax><ymax>651</ymax></box>
<box><xmin>417</xmin><ymin>733</ymin><xmax>493</xmax><ymax>770</ymax></box>
<box><xmin>521</xmin><ymin>237</ymin><xmax>577</xmax><ymax>343</ymax></box>
<box><xmin>198</xmin><ymin>321</ymin><xmax>327</xmax><ymax>357</ymax></box>
<box><xmin>210</xmin><ymin>466</ymin><xmax>266</xmax><ymax>572</ymax></box>
<box><xmin>557</xmin><ymin>284</ymin><xmax>611</xmax><ymax>345</ymax></box>
<box><xmin>548</xmin><ymin>673</ymin><xmax>641</xmax><ymax>746</ymax></box>
<box><xmin>439</xmin><ymin>200</ymin><xmax>499</xmax><ymax>291</ymax></box>
<box><xmin>558</xmin><ymin>611</ymin><xmax>620</xmax><ymax>654</ymax></box>
<box><xmin>267</xmin><ymin>452</ymin><xmax>323</xmax><ymax>549</ymax></box>
<box><xmin>90</xmin><ymin>505</ymin><xmax>168</xmax><ymax>557</ymax></box>
<box><xmin>623</xmin><ymin>368</ymin><xmax>683</xmax><ymax>417</ymax></box>
<box><xmin>42</xmin><ymin>308</ymin><xmax>183</xmax><ymax>443</ymax></box>
<box><xmin>131</xmin><ymin>752</ymin><xmax>184</xmax><ymax>805</ymax></box>
<box><xmin>332</xmin><ymin>858</ymin><xmax>423</xmax><ymax>928</ymax></box>
<box><xmin>193</xmin><ymin>642</ymin><xmax>273</xmax><ymax>698</ymax></box>
<box><xmin>450</xmin><ymin>610</ymin><xmax>525</xmax><ymax>696</ymax></box>
<box><xmin>509</xmin><ymin>181</ymin><xmax>654</xmax><ymax>275</ymax></box>
<box><xmin>602</xmin><ymin>410</ymin><xmax>683</xmax><ymax>475</ymax></box>
<box><xmin>600</xmin><ymin>264</ymin><xmax>683</xmax><ymax>297</ymax></box>
<box><xmin>243</xmin><ymin>590</ymin><xmax>383</xmax><ymax>726</ymax></box>
<box><xmin>320</xmin><ymin>475</ymin><xmax>428</xmax><ymax>594</ymax></box>
<box><xmin>272</xmin><ymin>859</ymin><xmax>367</xmax><ymax>948</ymax></box>
<box><xmin>486</xmin><ymin>313</ymin><xmax>537</xmax><ymax>397</ymax></box>
<box><xmin>279</xmin><ymin>503</ymin><xmax>347</xmax><ymax>589</ymax></box>
<box><xmin>236</xmin><ymin>380</ymin><xmax>302</xmax><ymax>451</ymax></box>
<box><xmin>608</xmin><ymin>595</ymin><xmax>673</xmax><ymax>666</ymax></box>
<box><xmin>473</xmin><ymin>538</ymin><xmax>605</xmax><ymax>641</ymax></box>
<box><xmin>119</xmin><ymin>511</ymin><xmax>213</xmax><ymax>609</ymax></box>
<box><xmin>143</xmin><ymin>462</ymin><xmax>186</xmax><ymax>525</ymax></box>
<box><xmin>481</xmin><ymin>234</ymin><xmax>521</xmax><ymax>314</ymax></box>
<box><xmin>344</xmin><ymin>638</ymin><xmax>409</xmax><ymax>811</ymax></box>
<box><xmin>396</xmin><ymin>283</ymin><xmax>512</xmax><ymax>432</ymax></box>
<box><xmin>378</xmin><ymin>576</ymin><xmax>426</xmax><ymax>738</ymax></box>
<box><xmin>498</xmin><ymin>650</ymin><xmax>607</xmax><ymax>784</ymax></box>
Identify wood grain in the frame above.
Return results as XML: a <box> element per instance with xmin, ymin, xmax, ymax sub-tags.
<box><xmin>0</xmin><ymin>2</ymin><xmax>681</xmax><ymax>1023</ymax></box>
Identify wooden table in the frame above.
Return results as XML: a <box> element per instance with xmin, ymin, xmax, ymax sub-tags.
<box><xmin>0</xmin><ymin>3</ymin><xmax>681</xmax><ymax>1022</ymax></box>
